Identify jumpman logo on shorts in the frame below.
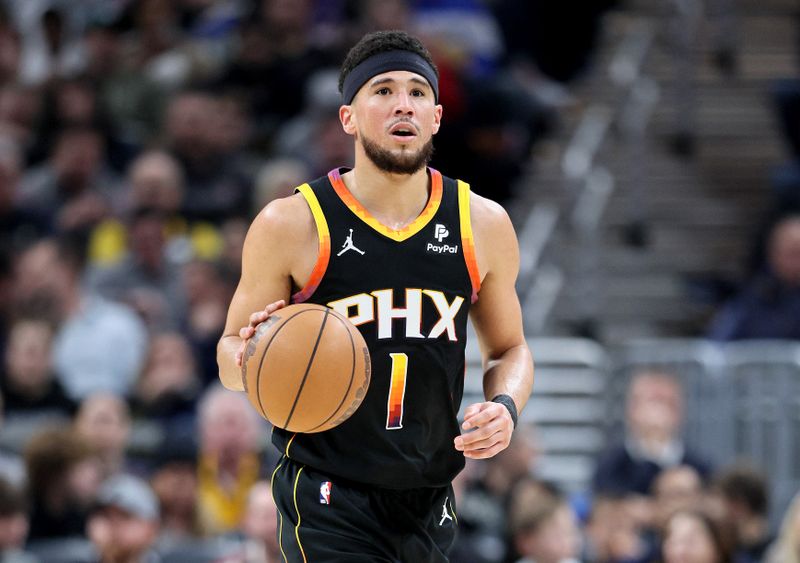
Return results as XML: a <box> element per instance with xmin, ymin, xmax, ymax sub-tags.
<box><xmin>438</xmin><ymin>497</ymin><xmax>453</xmax><ymax>526</ymax></box>
<box><xmin>337</xmin><ymin>228</ymin><xmax>365</xmax><ymax>256</ymax></box>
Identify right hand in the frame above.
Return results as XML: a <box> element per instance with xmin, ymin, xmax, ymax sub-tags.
<box><xmin>235</xmin><ymin>300</ymin><xmax>286</xmax><ymax>367</ymax></box>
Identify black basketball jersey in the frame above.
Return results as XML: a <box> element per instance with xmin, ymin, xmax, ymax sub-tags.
<box><xmin>271</xmin><ymin>167</ymin><xmax>481</xmax><ymax>489</ymax></box>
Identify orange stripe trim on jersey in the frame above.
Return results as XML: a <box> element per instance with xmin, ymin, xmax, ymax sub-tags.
<box><xmin>292</xmin><ymin>184</ymin><xmax>330</xmax><ymax>303</ymax></box>
<box><xmin>328</xmin><ymin>167</ymin><xmax>443</xmax><ymax>242</ymax></box>
<box><xmin>458</xmin><ymin>180</ymin><xmax>481</xmax><ymax>303</ymax></box>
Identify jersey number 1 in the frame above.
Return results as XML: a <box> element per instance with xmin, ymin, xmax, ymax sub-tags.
<box><xmin>386</xmin><ymin>353</ymin><xmax>408</xmax><ymax>430</ymax></box>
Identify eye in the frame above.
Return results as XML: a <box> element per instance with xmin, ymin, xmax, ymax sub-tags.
<box><xmin>411</xmin><ymin>89</ymin><xmax>425</xmax><ymax>97</ymax></box>
<box><xmin>376</xmin><ymin>87</ymin><xmax>390</xmax><ymax>95</ymax></box>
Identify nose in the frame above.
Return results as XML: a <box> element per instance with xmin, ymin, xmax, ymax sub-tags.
<box><xmin>394</xmin><ymin>89</ymin><xmax>414</xmax><ymax>116</ymax></box>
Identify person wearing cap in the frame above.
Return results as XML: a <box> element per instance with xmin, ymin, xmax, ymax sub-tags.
<box><xmin>86</xmin><ymin>474</ymin><xmax>160</xmax><ymax>563</ymax></box>
<box><xmin>217</xmin><ymin>29</ymin><xmax>533</xmax><ymax>562</ymax></box>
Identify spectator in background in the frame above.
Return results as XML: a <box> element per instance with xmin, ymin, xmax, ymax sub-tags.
<box><xmin>584</xmin><ymin>494</ymin><xmax>649</xmax><ymax>563</ymax></box>
<box><xmin>593</xmin><ymin>370</ymin><xmax>711</xmax><ymax>498</ymax></box>
<box><xmin>130</xmin><ymin>331</ymin><xmax>201</xmax><ymax>432</ymax></box>
<box><xmin>0</xmin><ymin>84</ymin><xmax>42</xmax><ymax>153</ymax></box>
<box><xmin>29</xmin><ymin>77</ymin><xmax>132</xmax><ymax>173</ymax></box>
<box><xmin>1</xmin><ymin>316</ymin><xmax>75</xmax><ymax>420</ymax></box>
<box><xmin>620</xmin><ymin>465</ymin><xmax>709</xmax><ymax>563</ymax></box>
<box><xmin>12</xmin><ymin>237</ymin><xmax>148</xmax><ymax>401</ymax></box>
<box><xmin>457</xmin><ymin>422</ymin><xmax>540</xmax><ymax>561</ymax></box>
<box><xmin>769</xmin><ymin>77</ymin><xmax>800</xmax><ymax>211</ymax></box>
<box><xmin>709</xmin><ymin>215</ymin><xmax>800</xmax><ymax>340</ymax></box>
<box><xmin>182</xmin><ymin>259</ymin><xmax>234</xmax><ymax>386</ymax></box>
<box><xmin>662</xmin><ymin>509</ymin><xmax>735</xmax><ymax>563</ymax></box>
<box><xmin>0</xmin><ymin>16</ymin><xmax>22</xmax><ymax>86</ymax></box>
<box><xmin>18</xmin><ymin>126</ymin><xmax>118</xmax><ymax>233</ymax></box>
<box><xmin>162</xmin><ymin>90</ymin><xmax>251</xmax><ymax>223</ymax></box>
<box><xmin>195</xmin><ymin>386</ymin><xmax>266</xmax><ymax>537</ymax></box>
<box><xmin>711</xmin><ymin>464</ymin><xmax>773</xmax><ymax>563</ymax></box>
<box><xmin>88</xmin><ymin>207</ymin><xmax>187</xmax><ymax>329</ymax></box>
<box><xmin>86</xmin><ymin>474</ymin><xmax>160</xmax><ymax>563</ymax></box>
<box><xmin>651</xmin><ymin>465</ymin><xmax>706</xmax><ymax>534</ymax></box>
<box><xmin>219</xmin><ymin>218</ymin><xmax>249</xmax><ymax>279</ymax></box>
<box><xmin>223</xmin><ymin>480</ymin><xmax>281</xmax><ymax>563</ymax></box>
<box><xmin>24</xmin><ymin>427</ymin><xmax>103</xmax><ymax>541</ymax></box>
<box><xmin>81</xmin><ymin>16</ymin><xmax>166</xmax><ymax>148</ymax></box>
<box><xmin>149</xmin><ymin>439</ymin><xmax>200</xmax><ymax>547</ymax></box>
<box><xmin>766</xmin><ymin>491</ymin><xmax>800</xmax><ymax>563</ymax></box>
<box><xmin>507</xmin><ymin>479</ymin><xmax>582</xmax><ymax>563</ymax></box>
<box><xmin>272</xmin><ymin>69</ymin><xmax>354</xmax><ymax>178</ymax></box>
<box><xmin>251</xmin><ymin>157</ymin><xmax>310</xmax><ymax>215</ymax></box>
<box><xmin>0</xmin><ymin>393</ymin><xmax>26</xmax><ymax>491</ymax></box>
<box><xmin>15</xmin><ymin>6</ymin><xmax>85</xmax><ymax>87</ymax></box>
<box><xmin>87</xmin><ymin>148</ymin><xmax>226</xmax><ymax>268</ymax></box>
<box><xmin>0</xmin><ymin>138</ymin><xmax>49</xmax><ymax>251</ymax></box>
<box><xmin>73</xmin><ymin>392</ymin><xmax>132</xmax><ymax>480</ymax></box>
<box><xmin>0</xmin><ymin>477</ymin><xmax>36</xmax><ymax>563</ymax></box>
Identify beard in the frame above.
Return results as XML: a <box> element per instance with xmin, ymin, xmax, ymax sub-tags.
<box><xmin>361</xmin><ymin>134</ymin><xmax>434</xmax><ymax>175</ymax></box>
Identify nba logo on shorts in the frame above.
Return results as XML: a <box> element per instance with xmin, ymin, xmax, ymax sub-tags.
<box><xmin>319</xmin><ymin>481</ymin><xmax>332</xmax><ymax>504</ymax></box>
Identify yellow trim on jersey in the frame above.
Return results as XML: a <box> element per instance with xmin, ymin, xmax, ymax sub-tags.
<box><xmin>293</xmin><ymin>467</ymin><xmax>308</xmax><ymax>563</ymax></box>
<box><xmin>292</xmin><ymin>184</ymin><xmax>331</xmax><ymax>303</ymax></box>
<box><xmin>270</xmin><ymin>462</ymin><xmax>288</xmax><ymax>563</ymax></box>
<box><xmin>457</xmin><ymin>180</ymin><xmax>481</xmax><ymax>302</ymax></box>
<box><xmin>285</xmin><ymin>433</ymin><xmax>297</xmax><ymax>458</ymax></box>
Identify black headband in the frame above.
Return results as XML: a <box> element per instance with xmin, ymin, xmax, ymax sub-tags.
<box><xmin>342</xmin><ymin>50</ymin><xmax>439</xmax><ymax>105</ymax></box>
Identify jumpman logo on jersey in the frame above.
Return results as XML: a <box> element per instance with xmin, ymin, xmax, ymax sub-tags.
<box><xmin>438</xmin><ymin>497</ymin><xmax>454</xmax><ymax>526</ymax></box>
<box><xmin>337</xmin><ymin>228</ymin><xmax>365</xmax><ymax>256</ymax></box>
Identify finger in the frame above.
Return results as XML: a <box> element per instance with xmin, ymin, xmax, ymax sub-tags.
<box><xmin>249</xmin><ymin>311</ymin><xmax>270</xmax><ymax>326</ymax></box>
<box><xmin>239</xmin><ymin>326</ymin><xmax>254</xmax><ymax>339</ymax></box>
<box><xmin>463</xmin><ymin>436</ymin><xmax>504</xmax><ymax>455</ymax></box>
<box><xmin>462</xmin><ymin>404</ymin><xmax>502</xmax><ymax>430</ymax></box>
<box><xmin>264</xmin><ymin>300</ymin><xmax>286</xmax><ymax>313</ymax></box>
<box><xmin>462</xmin><ymin>402</ymin><xmax>485</xmax><ymax>419</ymax></box>
<box><xmin>235</xmin><ymin>345</ymin><xmax>244</xmax><ymax>367</ymax></box>
<box><xmin>459</xmin><ymin>423</ymin><xmax>504</xmax><ymax>447</ymax></box>
<box><xmin>464</xmin><ymin>442</ymin><xmax>507</xmax><ymax>459</ymax></box>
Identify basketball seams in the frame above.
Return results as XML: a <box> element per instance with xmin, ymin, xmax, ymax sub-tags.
<box><xmin>254</xmin><ymin>305</ymin><xmax>329</xmax><ymax>423</ymax></box>
<box><xmin>246</xmin><ymin>303</ymin><xmax>369</xmax><ymax>433</ymax></box>
<box><xmin>283</xmin><ymin>307</ymin><xmax>331</xmax><ymax>429</ymax></box>
<box><xmin>302</xmin><ymin>311</ymin><xmax>357</xmax><ymax>432</ymax></box>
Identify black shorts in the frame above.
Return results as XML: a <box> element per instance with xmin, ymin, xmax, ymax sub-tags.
<box><xmin>270</xmin><ymin>456</ymin><xmax>458</xmax><ymax>562</ymax></box>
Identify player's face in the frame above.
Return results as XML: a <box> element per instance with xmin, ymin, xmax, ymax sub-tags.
<box><xmin>341</xmin><ymin>70</ymin><xmax>442</xmax><ymax>175</ymax></box>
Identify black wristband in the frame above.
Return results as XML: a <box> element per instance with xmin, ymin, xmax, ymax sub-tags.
<box><xmin>491</xmin><ymin>394</ymin><xmax>518</xmax><ymax>428</ymax></box>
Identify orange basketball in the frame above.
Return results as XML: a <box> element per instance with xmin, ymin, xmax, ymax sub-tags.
<box><xmin>240</xmin><ymin>303</ymin><xmax>371</xmax><ymax>433</ymax></box>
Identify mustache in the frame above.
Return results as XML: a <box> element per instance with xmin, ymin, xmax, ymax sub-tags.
<box><xmin>388</xmin><ymin>118</ymin><xmax>420</xmax><ymax>133</ymax></box>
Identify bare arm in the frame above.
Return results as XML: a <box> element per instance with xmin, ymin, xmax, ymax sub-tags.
<box><xmin>454</xmin><ymin>193</ymin><xmax>534</xmax><ymax>459</ymax></box>
<box><xmin>217</xmin><ymin>195</ymin><xmax>316</xmax><ymax>390</ymax></box>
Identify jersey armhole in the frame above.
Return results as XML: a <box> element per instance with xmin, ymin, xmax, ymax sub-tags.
<box><xmin>291</xmin><ymin>184</ymin><xmax>330</xmax><ymax>303</ymax></box>
<box><xmin>457</xmin><ymin>180</ymin><xmax>481</xmax><ymax>303</ymax></box>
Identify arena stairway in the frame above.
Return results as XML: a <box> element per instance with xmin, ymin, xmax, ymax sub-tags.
<box><xmin>514</xmin><ymin>0</ymin><xmax>798</xmax><ymax>342</ymax></box>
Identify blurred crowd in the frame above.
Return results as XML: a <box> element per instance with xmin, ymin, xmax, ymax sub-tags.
<box><xmin>4</xmin><ymin>0</ymin><xmax>799</xmax><ymax>562</ymax></box>
<box><xmin>0</xmin><ymin>0</ymin><xmax>622</xmax><ymax>560</ymax></box>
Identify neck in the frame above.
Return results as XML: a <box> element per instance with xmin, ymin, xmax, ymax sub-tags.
<box><xmin>343</xmin><ymin>152</ymin><xmax>430</xmax><ymax>230</ymax></box>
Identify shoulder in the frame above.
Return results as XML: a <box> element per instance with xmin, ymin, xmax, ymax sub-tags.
<box><xmin>255</xmin><ymin>192</ymin><xmax>314</xmax><ymax>233</ymax></box>
<box><xmin>247</xmin><ymin>193</ymin><xmax>315</xmax><ymax>250</ymax></box>
<box><xmin>466</xmin><ymin>191</ymin><xmax>518</xmax><ymax>278</ymax></box>
<box><xmin>468</xmin><ymin>191</ymin><xmax>513</xmax><ymax>234</ymax></box>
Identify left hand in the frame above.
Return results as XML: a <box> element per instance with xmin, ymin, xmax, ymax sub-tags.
<box><xmin>453</xmin><ymin>401</ymin><xmax>514</xmax><ymax>459</ymax></box>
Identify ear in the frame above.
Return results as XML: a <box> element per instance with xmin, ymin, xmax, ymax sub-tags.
<box><xmin>339</xmin><ymin>105</ymin><xmax>357</xmax><ymax>136</ymax></box>
<box><xmin>431</xmin><ymin>104</ymin><xmax>443</xmax><ymax>135</ymax></box>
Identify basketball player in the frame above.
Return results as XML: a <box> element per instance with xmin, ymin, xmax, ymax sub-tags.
<box><xmin>218</xmin><ymin>31</ymin><xmax>534</xmax><ymax>562</ymax></box>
